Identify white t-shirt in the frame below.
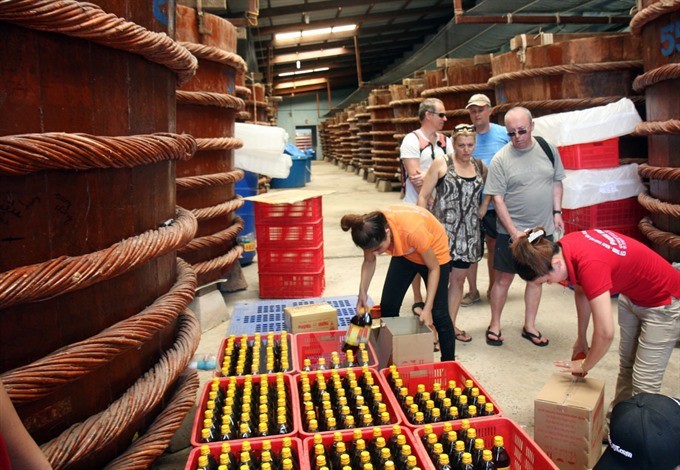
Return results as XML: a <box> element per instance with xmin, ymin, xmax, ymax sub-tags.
<box><xmin>399</xmin><ymin>130</ymin><xmax>453</xmax><ymax>203</ymax></box>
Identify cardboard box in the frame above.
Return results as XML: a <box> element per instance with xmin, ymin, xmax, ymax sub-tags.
<box><xmin>534</xmin><ymin>374</ymin><xmax>605</xmax><ymax>470</ymax></box>
<box><xmin>371</xmin><ymin>317</ymin><xmax>434</xmax><ymax>370</ymax></box>
<box><xmin>283</xmin><ymin>302</ymin><xmax>338</xmax><ymax>334</ymax></box>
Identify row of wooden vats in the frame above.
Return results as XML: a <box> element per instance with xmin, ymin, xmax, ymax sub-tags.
<box><xmin>0</xmin><ymin>2</ymin><xmax>278</xmax><ymax>469</ymax></box>
<box><xmin>319</xmin><ymin>4</ymin><xmax>680</xmax><ymax>264</ymax></box>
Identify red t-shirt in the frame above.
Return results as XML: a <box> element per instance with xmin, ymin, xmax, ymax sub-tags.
<box><xmin>0</xmin><ymin>430</ymin><xmax>11</xmax><ymax>470</ymax></box>
<box><xmin>559</xmin><ymin>229</ymin><xmax>680</xmax><ymax>307</ymax></box>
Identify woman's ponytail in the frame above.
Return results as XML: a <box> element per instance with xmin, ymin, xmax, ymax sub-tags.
<box><xmin>340</xmin><ymin>211</ymin><xmax>388</xmax><ymax>249</ymax></box>
<box><xmin>510</xmin><ymin>226</ymin><xmax>558</xmax><ymax>281</ymax></box>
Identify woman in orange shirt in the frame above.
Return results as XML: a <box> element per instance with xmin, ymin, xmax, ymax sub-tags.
<box><xmin>341</xmin><ymin>204</ymin><xmax>456</xmax><ymax>361</ymax></box>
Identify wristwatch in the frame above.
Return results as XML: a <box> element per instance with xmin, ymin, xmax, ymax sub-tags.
<box><xmin>553</xmin><ymin>210</ymin><xmax>562</xmax><ymax>215</ymax></box>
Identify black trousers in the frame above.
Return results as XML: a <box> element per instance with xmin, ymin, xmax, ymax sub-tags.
<box><xmin>379</xmin><ymin>256</ymin><xmax>455</xmax><ymax>361</ymax></box>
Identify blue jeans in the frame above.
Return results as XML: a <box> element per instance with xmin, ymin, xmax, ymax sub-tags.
<box><xmin>379</xmin><ymin>256</ymin><xmax>455</xmax><ymax>361</ymax></box>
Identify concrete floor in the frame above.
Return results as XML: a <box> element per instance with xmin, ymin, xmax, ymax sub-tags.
<box><xmin>155</xmin><ymin>159</ymin><xmax>679</xmax><ymax>468</ymax></box>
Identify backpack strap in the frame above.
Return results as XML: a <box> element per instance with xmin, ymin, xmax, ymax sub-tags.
<box><xmin>534</xmin><ymin>136</ymin><xmax>555</xmax><ymax>167</ymax></box>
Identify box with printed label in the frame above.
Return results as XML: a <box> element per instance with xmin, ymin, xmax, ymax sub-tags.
<box><xmin>534</xmin><ymin>373</ymin><xmax>605</xmax><ymax>470</ymax></box>
<box><xmin>283</xmin><ymin>302</ymin><xmax>338</xmax><ymax>334</ymax></box>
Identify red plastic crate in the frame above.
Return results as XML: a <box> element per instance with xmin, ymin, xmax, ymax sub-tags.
<box><xmin>294</xmin><ymin>329</ymin><xmax>378</xmax><ymax>372</ymax></box>
<box><xmin>254</xmin><ymin>197</ymin><xmax>323</xmax><ymax>224</ymax></box>
<box><xmin>295</xmin><ymin>367</ymin><xmax>402</xmax><ymax>437</ymax></box>
<box><xmin>258</xmin><ymin>267</ymin><xmax>325</xmax><ymax>299</ymax></box>
<box><xmin>413</xmin><ymin>417</ymin><xmax>558</xmax><ymax>470</ymax></box>
<box><xmin>558</xmin><ymin>138</ymin><xmax>619</xmax><ymax>169</ymax></box>
<box><xmin>215</xmin><ymin>332</ymin><xmax>297</xmax><ymax>377</ymax></box>
<box><xmin>256</xmin><ymin>219</ymin><xmax>324</xmax><ymax>249</ymax></box>
<box><xmin>190</xmin><ymin>374</ymin><xmax>301</xmax><ymax>447</ymax></box>
<box><xmin>380</xmin><ymin>362</ymin><xmax>503</xmax><ymax>429</ymax></box>
<box><xmin>186</xmin><ymin>437</ymin><xmax>308</xmax><ymax>470</ymax></box>
<box><xmin>257</xmin><ymin>242</ymin><xmax>325</xmax><ymax>273</ymax></box>
<box><xmin>562</xmin><ymin>197</ymin><xmax>647</xmax><ymax>229</ymax></box>
<box><xmin>302</xmin><ymin>426</ymin><xmax>427</xmax><ymax>470</ymax></box>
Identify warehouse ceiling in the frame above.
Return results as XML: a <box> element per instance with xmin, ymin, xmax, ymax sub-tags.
<box><xmin>218</xmin><ymin>0</ymin><xmax>636</xmax><ymax>100</ymax></box>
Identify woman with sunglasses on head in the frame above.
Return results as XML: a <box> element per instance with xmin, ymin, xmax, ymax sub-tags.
<box><xmin>511</xmin><ymin>227</ymin><xmax>680</xmax><ymax>410</ymax></box>
<box><xmin>341</xmin><ymin>205</ymin><xmax>456</xmax><ymax>361</ymax></box>
<box><xmin>416</xmin><ymin>124</ymin><xmax>488</xmax><ymax>343</ymax></box>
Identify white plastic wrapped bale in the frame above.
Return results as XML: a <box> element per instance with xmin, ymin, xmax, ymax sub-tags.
<box><xmin>563</xmin><ymin>164</ymin><xmax>645</xmax><ymax>209</ymax></box>
<box><xmin>533</xmin><ymin>98</ymin><xmax>642</xmax><ymax>147</ymax></box>
<box><xmin>234</xmin><ymin>123</ymin><xmax>291</xmax><ymax>178</ymax></box>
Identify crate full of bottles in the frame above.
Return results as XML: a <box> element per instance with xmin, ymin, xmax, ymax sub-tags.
<box><xmin>186</xmin><ymin>437</ymin><xmax>306</xmax><ymax>470</ymax></box>
<box><xmin>303</xmin><ymin>424</ymin><xmax>428</xmax><ymax>470</ymax></box>
<box><xmin>412</xmin><ymin>417</ymin><xmax>558</xmax><ymax>470</ymax></box>
<box><xmin>297</xmin><ymin>366</ymin><xmax>402</xmax><ymax>437</ymax></box>
<box><xmin>191</xmin><ymin>374</ymin><xmax>300</xmax><ymax>447</ymax></box>
<box><xmin>295</xmin><ymin>329</ymin><xmax>378</xmax><ymax>372</ymax></box>
<box><xmin>381</xmin><ymin>363</ymin><xmax>503</xmax><ymax>429</ymax></box>
<box><xmin>216</xmin><ymin>331</ymin><xmax>296</xmax><ymax>377</ymax></box>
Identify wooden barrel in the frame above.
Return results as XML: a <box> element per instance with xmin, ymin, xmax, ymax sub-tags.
<box><xmin>490</xmin><ymin>33</ymin><xmax>643</xmax><ymax>118</ymax></box>
<box><xmin>368</xmin><ymin>89</ymin><xmax>400</xmax><ymax>182</ymax></box>
<box><xmin>337</xmin><ymin>110</ymin><xmax>353</xmax><ymax>167</ymax></box>
<box><xmin>390</xmin><ymin>79</ymin><xmax>426</xmax><ymax>153</ymax></box>
<box><xmin>175</xmin><ymin>5</ymin><xmax>246</xmax><ymax>287</ymax></box>
<box><xmin>421</xmin><ymin>57</ymin><xmax>495</xmax><ymax>129</ymax></box>
<box><xmin>355</xmin><ymin>104</ymin><xmax>374</xmax><ymax>172</ymax></box>
<box><xmin>235</xmin><ymin>72</ymin><xmax>252</xmax><ymax>121</ymax></box>
<box><xmin>347</xmin><ymin>105</ymin><xmax>362</xmax><ymax>169</ymax></box>
<box><xmin>244</xmin><ymin>82</ymin><xmax>270</xmax><ymax>125</ymax></box>
<box><xmin>630</xmin><ymin>1</ymin><xmax>680</xmax><ymax>260</ymax></box>
<box><xmin>0</xmin><ymin>1</ymin><xmax>199</xmax><ymax>468</ymax></box>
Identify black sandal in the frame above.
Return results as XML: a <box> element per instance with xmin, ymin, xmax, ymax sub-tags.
<box><xmin>486</xmin><ymin>327</ymin><xmax>503</xmax><ymax>346</ymax></box>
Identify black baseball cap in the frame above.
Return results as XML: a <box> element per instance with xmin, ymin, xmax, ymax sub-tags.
<box><xmin>594</xmin><ymin>393</ymin><xmax>680</xmax><ymax>470</ymax></box>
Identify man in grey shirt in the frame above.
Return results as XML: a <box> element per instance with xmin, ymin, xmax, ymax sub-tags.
<box><xmin>483</xmin><ymin>107</ymin><xmax>565</xmax><ymax>347</ymax></box>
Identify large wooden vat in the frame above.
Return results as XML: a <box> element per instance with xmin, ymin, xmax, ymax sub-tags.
<box><xmin>0</xmin><ymin>1</ymin><xmax>200</xmax><ymax>468</ymax></box>
<box><xmin>490</xmin><ymin>33</ymin><xmax>643</xmax><ymax>118</ymax></box>
<box><xmin>422</xmin><ymin>57</ymin><xmax>494</xmax><ymax>129</ymax></box>
<box><xmin>368</xmin><ymin>89</ymin><xmax>400</xmax><ymax>182</ymax></box>
<box><xmin>631</xmin><ymin>1</ymin><xmax>680</xmax><ymax>261</ymax></box>
<box><xmin>175</xmin><ymin>5</ymin><xmax>246</xmax><ymax>287</ymax></box>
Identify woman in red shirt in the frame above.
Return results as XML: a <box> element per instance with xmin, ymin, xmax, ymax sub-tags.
<box><xmin>511</xmin><ymin>227</ymin><xmax>680</xmax><ymax>408</ymax></box>
<box><xmin>341</xmin><ymin>204</ymin><xmax>456</xmax><ymax>361</ymax></box>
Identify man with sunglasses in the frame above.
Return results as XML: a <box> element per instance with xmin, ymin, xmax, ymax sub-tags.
<box><xmin>460</xmin><ymin>94</ymin><xmax>510</xmax><ymax>308</ymax></box>
<box><xmin>483</xmin><ymin>106</ymin><xmax>565</xmax><ymax>347</ymax></box>
<box><xmin>400</xmin><ymin>98</ymin><xmax>453</xmax><ymax>326</ymax></box>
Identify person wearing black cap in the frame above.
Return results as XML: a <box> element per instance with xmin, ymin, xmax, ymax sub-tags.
<box><xmin>595</xmin><ymin>393</ymin><xmax>680</xmax><ymax>470</ymax></box>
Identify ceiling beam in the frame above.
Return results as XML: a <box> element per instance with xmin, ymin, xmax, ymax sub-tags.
<box><xmin>257</xmin><ymin>0</ymin><xmax>401</xmax><ymax>18</ymax></box>
<box><xmin>255</xmin><ymin>5</ymin><xmax>452</xmax><ymax>36</ymax></box>
<box><xmin>272</xmin><ymin>52</ymin><xmax>402</xmax><ymax>72</ymax></box>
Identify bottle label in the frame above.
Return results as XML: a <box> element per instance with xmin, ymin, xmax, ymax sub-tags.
<box><xmin>345</xmin><ymin>323</ymin><xmax>362</xmax><ymax>346</ymax></box>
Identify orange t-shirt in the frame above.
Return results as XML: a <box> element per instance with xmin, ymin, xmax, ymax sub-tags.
<box><xmin>383</xmin><ymin>204</ymin><xmax>451</xmax><ymax>266</ymax></box>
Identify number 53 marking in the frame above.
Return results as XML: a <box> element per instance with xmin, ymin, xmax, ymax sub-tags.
<box><xmin>660</xmin><ymin>21</ymin><xmax>680</xmax><ymax>56</ymax></box>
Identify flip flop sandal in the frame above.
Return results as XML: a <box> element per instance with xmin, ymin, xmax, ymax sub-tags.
<box><xmin>411</xmin><ymin>301</ymin><xmax>425</xmax><ymax>317</ymax></box>
<box><xmin>521</xmin><ymin>327</ymin><xmax>550</xmax><ymax>347</ymax></box>
<box><xmin>433</xmin><ymin>341</ymin><xmax>440</xmax><ymax>352</ymax></box>
<box><xmin>485</xmin><ymin>327</ymin><xmax>503</xmax><ymax>346</ymax></box>
<box><xmin>455</xmin><ymin>330</ymin><xmax>472</xmax><ymax>343</ymax></box>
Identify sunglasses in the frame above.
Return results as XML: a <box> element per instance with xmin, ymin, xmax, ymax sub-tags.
<box><xmin>506</xmin><ymin>128</ymin><xmax>529</xmax><ymax>137</ymax></box>
<box><xmin>454</xmin><ymin>124</ymin><xmax>475</xmax><ymax>132</ymax></box>
<box><xmin>429</xmin><ymin>111</ymin><xmax>447</xmax><ymax>119</ymax></box>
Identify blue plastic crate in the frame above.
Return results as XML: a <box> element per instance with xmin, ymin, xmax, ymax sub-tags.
<box><xmin>227</xmin><ymin>295</ymin><xmax>373</xmax><ymax>335</ymax></box>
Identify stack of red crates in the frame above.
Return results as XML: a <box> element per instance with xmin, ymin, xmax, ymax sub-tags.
<box><xmin>254</xmin><ymin>196</ymin><xmax>325</xmax><ymax>298</ymax></box>
<box><xmin>559</xmin><ymin>138</ymin><xmax>647</xmax><ymax>241</ymax></box>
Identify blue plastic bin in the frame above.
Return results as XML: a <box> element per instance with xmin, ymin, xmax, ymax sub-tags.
<box><xmin>270</xmin><ymin>154</ymin><xmax>306</xmax><ymax>188</ymax></box>
<box><xmin>235</xmin><ymin>170</ymin><xmax>258</xmax><ymax>265</ymax></box>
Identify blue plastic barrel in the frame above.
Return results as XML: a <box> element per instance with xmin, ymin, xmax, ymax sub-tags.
<box><xmin>235</xmin><ymin>170</ymin><xmax>258</xmax><ymax>266</ymax></box>
<box><xmin>270</xmin><ymin>154</ymin><xmax>306</xmax><ymax>188</ymax></box>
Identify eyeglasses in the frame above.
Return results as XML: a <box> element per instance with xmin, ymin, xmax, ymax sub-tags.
<box><xmin>454</xmin><ymin>124</ymin><xmax>475</xmax><ymax>132</ymax></box>
<box><xmin>506</xmin><ymin>128</ymin><xmax>529</xmax><ymax>137</ymax></box>
<box><xmin>429</xmin><ymin>110</ymin><xmax>447</xmax><ymax>119</ymax></box>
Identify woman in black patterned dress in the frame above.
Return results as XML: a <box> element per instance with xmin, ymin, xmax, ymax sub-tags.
<box><xmin>418</xmin><ymin>124</ymin><xmax>487</xmax><ymax>343</ymax></box>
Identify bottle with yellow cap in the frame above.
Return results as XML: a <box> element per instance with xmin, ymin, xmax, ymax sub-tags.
<box><xmin>437</xmin><ymin>453</ymin><xmax>453</xmax><ymax>470</ymax></box>
<box><xmin>479</xmin><ymin>449</ymin><xmax>496</xmax><ymax>470</ymax></box>
<box><xmin>343</xmin><ymin>306</ymin><xmax>371</xmax><ymax>352</ymax></box>
<box><xmin>491</xmin><ymin>435</ymin><xmax>510</xmax><ymax>470</ymax></box>
<box><xmin>459</xmin><ymin>452</ymin><xmax>475</xmax><ymax>470</ymax></box>
<box><xmin>471</xmin><ymin>437</ymin><xmax>486</xmax><ymax>467</ymax></box>
<box><xmin>196</xmin><ymin>455</ymin><xmax>211</xmax><ymax>470</ymax></box>
<box><xmin>451</xmin><ymin>440</ymin><xmax>466</xmax><ymax>469</ymax></box>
